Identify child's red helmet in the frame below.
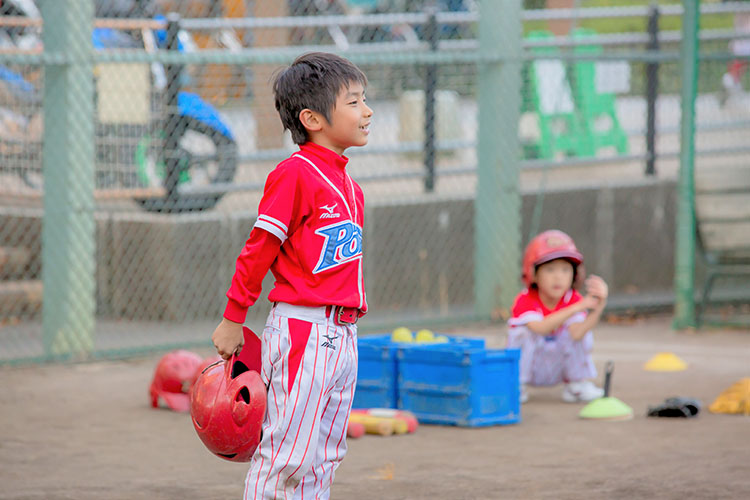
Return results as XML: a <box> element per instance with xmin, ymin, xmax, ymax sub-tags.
<box><xmin>522</xmin><ymin>230</ymin><xmax>584</xmax><ymax>288</ymax></box>
<box><xmin>190</xmin><ymin>327</ymin><xmax>266</xmax><ymax>463</ymax></box>
<box><xmin>149</xmin><ymin>349</ymin><xmax>204</xmax><ymax>412</ymax></box>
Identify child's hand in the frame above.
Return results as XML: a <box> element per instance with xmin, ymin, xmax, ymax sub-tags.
<box><xmin>580</xmin><ymin>294</ymin><xmax>601</xmax><ymax>310</ymax></box>
<box><xmin>584</xmin><ymin>275</ymin><xmax>609</xmax><ymax>308</ymax></box>
<box><xmin>212</xmin><ymin>318</ymin><xmax>244</xmax><ymax>360</ymax></box>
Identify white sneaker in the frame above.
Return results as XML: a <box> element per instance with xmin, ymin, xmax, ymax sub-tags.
<box><xmin>562</xmin><ymin>380</ymin><xmax>604</xmax><ymax>403</ymax></box>
<box><xmin>520</xmin><ymin>384</ymin><xmax>529</xmax><ymax>404</ymax></box>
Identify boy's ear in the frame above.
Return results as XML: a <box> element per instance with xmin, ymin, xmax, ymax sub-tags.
<box><xmin>299</xmin><ymin>108</ymin><xmax>324</xmax><ymax>133</ymax></box>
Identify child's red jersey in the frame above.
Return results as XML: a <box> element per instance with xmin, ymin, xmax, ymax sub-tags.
<box><xmin>508</xmin><ymin>287</ymin><xmax>586</xmax><ymax>330</ymax></box>
<box><xmin>225</xmin><ymin>142</ymin><xmax>366</xmax><ymax>321</ymax></box>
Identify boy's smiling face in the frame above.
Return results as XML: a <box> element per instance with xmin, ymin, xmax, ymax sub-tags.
<box><xmin>314</xmin><ymin>81</ymin><xmax>373</xmax><ymax>155</ymax></box>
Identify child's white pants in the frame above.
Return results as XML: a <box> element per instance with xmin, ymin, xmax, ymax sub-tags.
<box><xmin>244</xmin><ymin>303</ymin><xmax>358</xmax><ymax>500</ymax></box>
<box><xmin>507</xmin><ymin>327</ymin><xmax>596</xmax><ymax>386</ymax></box>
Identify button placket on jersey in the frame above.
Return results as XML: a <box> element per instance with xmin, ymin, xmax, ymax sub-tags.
<box><xmin>294</xmin><ymin>154</ymin><xmax>354</xmax><ymax>221</ymax></box>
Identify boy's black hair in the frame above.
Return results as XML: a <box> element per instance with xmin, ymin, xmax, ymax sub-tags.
<box><xmin>273</xmin><ymin>52</ymin><xmax>368</xmax><ymax>145</ymax></box>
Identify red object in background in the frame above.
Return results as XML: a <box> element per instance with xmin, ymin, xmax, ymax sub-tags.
<box><xmin>149</xmin><ymin>349</ymin><xmax>203</xmax><ymax>412</ymax></box>
<box><xmin>347</xmin><ymin>421</ymin><xmax>366</xmax><ymax>439</ymax></box>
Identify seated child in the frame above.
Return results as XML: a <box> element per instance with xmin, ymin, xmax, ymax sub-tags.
<box><xmin>507</xmin><ymin>230</ymin><xmax>609</xmax><ymax>403</ymax></box>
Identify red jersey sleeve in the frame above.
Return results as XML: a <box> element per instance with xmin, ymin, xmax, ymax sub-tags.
<box><xmin>223</xmin><ymin>227</ymin><xmax>282</xmax><ymax>323</ymax></box>
<box><xmin>223</xmin><ymin>160</ymin><xmax>305</xmax><ymax>323</ymax></box>
<box><xmin>508</xmin><ymin>289</ymin><xmax>544</xmax><ymax>327</ymax></box>
<box><xmin>252</xmin><ymin>161</ymin><xmax>304</xmax><ymax>243</ymax></box>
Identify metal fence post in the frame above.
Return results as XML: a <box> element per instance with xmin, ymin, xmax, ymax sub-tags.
<box><xmin>645</xmin><ymin>2</ymin><xmax>660</xmax><ymax>176</ymax></box>
<box><xmin>423</xmin><ymin>5</ymin><xmax>438</xmax><ymax>193</ymax></box>
<box><xmin>475</xmin><ymin>0</ymin><xmax>522</xmax><ymax>319</ymax></box>
<box><xmin>164</xmin><ymin>13</ymin><xmax>184</xmax><ymax>210</ymax></box>
<box><xmin>673</xmin><ymin>0</ymin><xmax>700</xmax><ymax>329</ymax></box>
<box><xmin>40</xmin><ymin>0</ymin><xmax>95</xmax><ymax>357</ymax></box>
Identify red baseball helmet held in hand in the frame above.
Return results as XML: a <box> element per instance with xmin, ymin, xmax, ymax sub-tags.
<box><xmin>522</xmin><ymin>230</ymin><xmax>584</xmax><ymax>288</ymax></box>
<box><xmin>190</xmin><ymin>327</ymin><xmax>266</xmax><ymax>462</ymax></box>
<box><xmin>189</xmin><ymin>354</ymin><xmax>223</xmax><ymax>392</ymax></box>
<box><xmin>149</xmin><ymin>349</ymin><xmax>204</xmax><ymax>412</ymax></box>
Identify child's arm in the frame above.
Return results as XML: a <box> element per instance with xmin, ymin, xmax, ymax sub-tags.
<box><xmin>525</xmin><ymin>297</ymin><xmax>598</xmax><ymax>335</ymax></box>
<box><xmin>567</xmin><ymin>300</ymin><xmax>604</xmax><ymax>340</ymax></box>
<box><xmin>568</xmin><ymin>275</ymin><xmax>609</xmax><ymax>341</ymax></box>
<box><xmin>212</xmin><ymin>228</ymin><xmax>282</xmax><ymax>359</ymax></box>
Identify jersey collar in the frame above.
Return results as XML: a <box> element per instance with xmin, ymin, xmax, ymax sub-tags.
<box><xmin>529</xmin><ymin>287</ymin><xmax>574</xmax><ymax>315</ymax></box>
<box><xmin>299</xmin><ymin>142</ymin><xmax>349</xmax><ymax>172</ymax></box>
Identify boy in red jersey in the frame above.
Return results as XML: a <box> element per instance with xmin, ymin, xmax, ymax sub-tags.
<box><xmin>211</xmin><ymin>52</ymin><xmax>372</xmax><ymax>499</ymax></box>
<box><xmin>508</xmin><ymin>230</ymin><xmax>609</xmax><ymax>404</ymax></box>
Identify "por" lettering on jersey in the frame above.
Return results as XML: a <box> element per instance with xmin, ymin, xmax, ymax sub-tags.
<box><xmin>313</xmin><ymin>221</ymin><xmax>363</xmax><ymax>273</ymax></box>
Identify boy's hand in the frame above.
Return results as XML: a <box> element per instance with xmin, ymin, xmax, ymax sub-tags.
<box><xmin>212</xmin><ymin>318</ymin><xmax>244</xmax><ymax>360</ymax></box>
<box><xmin>584</xmin><ymin>275</ymin><xmax>609</xmax><ymax>309</ymax></box>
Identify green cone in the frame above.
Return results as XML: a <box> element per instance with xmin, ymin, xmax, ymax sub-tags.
<box><xmin>579</xmin><ymin>396</ymin><xmax>634</xmax><ymax>420</ymax></box>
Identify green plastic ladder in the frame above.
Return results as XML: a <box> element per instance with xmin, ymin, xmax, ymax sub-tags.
<box><xmin>524</xmin><ymin>30</ymin><xmax>593</xmax><ymax>159</ymax></box>
<box><xmin>570</xmin><ymin>28</ymin><xmax>629</xmax><ymax>155</ymax></box>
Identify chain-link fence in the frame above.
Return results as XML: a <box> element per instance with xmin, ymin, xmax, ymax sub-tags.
<box><xmin>1</xmin><ymin>0</ymin><xmax>750</xmax><ymax>363</ymax></box>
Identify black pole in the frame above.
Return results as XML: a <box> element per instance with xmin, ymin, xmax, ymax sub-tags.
<box><xmin>603</xmin><ymin>360</ymin><xmax>614</xmax><ymax>398</ymax></box>
<box><xmin>423</xmin><ymin>6</ymin><xmax>438</xmax><ymax>193</ymax></box>
<box><xmin>164</xmin><ymin>13</ymin><xmax>184</xmax><ymax>209</ymax></box>
<box><xmin>645</xmin><ymin>4</ymin><xmax>659</xmax><ymax>176</ymax></box>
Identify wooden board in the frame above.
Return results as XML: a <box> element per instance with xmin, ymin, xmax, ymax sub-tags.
<box><xmin>0</xmin><ymin>279</ymin><xmax>43</xmax><ymax>316</ymax></box>
<box><xmin>0</xmin><ymin>187</ymin><xmax>164</xmax><ymax>205</ymax></box>
<box><xmin>700</xmin><ymin>221</ymin><xmax>750</xmax><ymax>253</ymax></box>
<box><xmin>695</xmin><ymin>165</ymin><xmax>750</xmax><ymax>193</ymax></box>
<box><xmin>696</xmin><ymin>193</ymin><xmax>750</xmax><ymax>221</ymax></box>
<box><xmin>0</xmin><ymin>246</ymin><xmax>30</xmax><ymax>275</ymax></box>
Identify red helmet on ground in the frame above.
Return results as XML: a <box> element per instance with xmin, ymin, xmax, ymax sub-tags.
<box><xmin>522</xmin><ymin>230</ymin><xmax>584</xmax><ymax>288</ymax></box>
<box><xmin>190</xmin><ymin>327</ymin><xmax>266</xmax><ymax>462</ymax></box>
<box><xmin>149</xmin><ymin>349</ymin><xmax>204</xmax><ymax>412</ymax></box>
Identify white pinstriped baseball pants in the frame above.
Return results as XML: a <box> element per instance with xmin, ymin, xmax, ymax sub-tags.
<box><xmin>507</xmin><ymin>327</ymin><xmax>597</xmax><ymax>386</ymax></box>
<box><xmin>245</xmin><ymin>303</ymin><xmax>358</xmax><ymax>500</ymax></box>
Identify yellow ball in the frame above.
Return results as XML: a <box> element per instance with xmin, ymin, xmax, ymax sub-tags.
<box><xmin>434</xmin><ymin>335</ymin><xmax>449</xmax><ymax>344</ymax></box>
<box><xmin>415</xmin><ymin>329</ymin><xmax>435</xmax><ymax>343</ymax></box>
<box><xmin>391</xmin><ymin>327</ymin><xmax>413</xmax><ymax>343</ymax></box>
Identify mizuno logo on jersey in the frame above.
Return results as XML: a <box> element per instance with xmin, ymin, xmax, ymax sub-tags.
<box><xmin>314</xmin><ymin>221</ymin><xmax>363</xmax><ymax>273</ymax></box>
<box><xmin>319</xmin><ymin>203</ymin><xmax>340</xmax><ymax>219</ymax></box>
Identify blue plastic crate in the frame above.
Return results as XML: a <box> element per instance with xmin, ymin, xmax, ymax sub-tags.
<box><xmin>353</xmin><ymin>336</ymin><xmax>397</xmax><ymax>409</ymax></box>
<box><xmin>396</xmin><ymin>346</ymin><xmax>521</xmax><ymax>427</ymax></box>
<box><xmin>353</xmin><ymin>334</ymin><xmax>486</xmax><ymax>410</ymax></box>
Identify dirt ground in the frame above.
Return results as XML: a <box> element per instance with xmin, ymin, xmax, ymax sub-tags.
<box><xmin>2</xmin><ymin>315</ymin><xmax>749</xmax><ymax>500</ymax></box>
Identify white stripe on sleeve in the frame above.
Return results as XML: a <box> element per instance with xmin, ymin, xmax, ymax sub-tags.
<box><xmin>507</xmin><ymin>310</ymin><xmax>544</xmax><ymax>327</ymax></box>
<box><xmin>254</xmin><ymin>218</ymin><xmax>288</xmax><ymax>243</ymax></box>
<box><xmin>257</xmin><ymin>214</ymin><xmax>288</xmax><ymax>234</ymax></box>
